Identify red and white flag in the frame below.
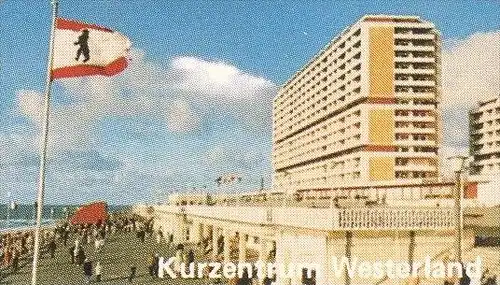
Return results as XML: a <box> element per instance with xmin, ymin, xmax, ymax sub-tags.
<box><xmin>51</xmin><ymin>18</ymin><xmax>131</xmax><ymax>80</ymax></box>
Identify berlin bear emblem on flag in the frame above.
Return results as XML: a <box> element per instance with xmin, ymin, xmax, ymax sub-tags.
<box><xmin>74</xmin><ymin>29</ymin><xmax>90</xmax><ymax>62</ymax></box>
<box><xmin>51</xmin><ymin>18</ymin><xmax>131</xmax><ymax>80</ymax></box>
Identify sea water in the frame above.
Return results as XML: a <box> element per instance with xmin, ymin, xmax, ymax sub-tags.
<box><xmin>0</xmin><ymin>204</ymin><xmax>130</xmax><ymax>232</ymax></box>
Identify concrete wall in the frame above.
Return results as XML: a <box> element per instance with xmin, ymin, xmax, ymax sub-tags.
<box><xmin>274</xmin><ymin>229</ymin><xmax>467</xmax><ymax>285</ymax></box>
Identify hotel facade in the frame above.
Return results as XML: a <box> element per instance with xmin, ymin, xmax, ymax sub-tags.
<box><xmin>470</xmin><ymin>96</ymin><xmax>500</xmax><ymax>176</ymax></box>
<box><xmin>273</xmin><ymin>15</ymin><xmax>442</xmax><ymax>192</ymax></box>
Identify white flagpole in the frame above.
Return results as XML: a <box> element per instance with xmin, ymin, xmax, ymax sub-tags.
<box><xmin>31</xmin><ymin>0</ymin><xmax>58</xmax><ymax>284</ymax></box>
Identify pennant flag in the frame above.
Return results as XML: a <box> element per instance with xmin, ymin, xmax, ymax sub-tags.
<box><xmin>51</xmin><ymin>18</ymin><xmax>131</xmax><ymax>80</ymax></box>
<box><xmin>215</xmin><ymin>173</ymin><xmax>242</xmax><ymax>186</ymax></box>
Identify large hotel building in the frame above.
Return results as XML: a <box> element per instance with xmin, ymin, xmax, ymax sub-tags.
<box><xmin>470</xmin><ymin>96</ymin><xmax>500</xmax><ymax>176</ymax></box>
<box><xmin>273</xmin><ymin>15</ymin><xmax>442</xmax><ymax>191</ymax></box>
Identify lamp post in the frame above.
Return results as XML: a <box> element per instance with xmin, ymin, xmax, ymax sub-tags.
<box><xmin>6</xmin><ymin>192</ymin><xmax>11</xmax><ymax>228</ymax></box>
<box><xmin>447</xmin><ymin>155</ymin><xmax>468</xmax><ymax>263</ymax></box>
<box><xmin>258</xmin><ymin>153</ymin><xmax>265</xmax><ymax>192</ymax></box>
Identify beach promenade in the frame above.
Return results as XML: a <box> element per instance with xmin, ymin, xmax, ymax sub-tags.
<box><xmin>0</xmin><ymin>230</ymin><xmax>207</xmax><ymax>285</ymax></box>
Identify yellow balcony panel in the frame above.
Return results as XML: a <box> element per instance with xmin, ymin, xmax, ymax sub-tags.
<box><xmin>369</xmin><ymin>27</ymin><xmax>394</xmax><ymax>98</ymax></box>
<box><xmin>369</xmin><ymin>157</ymin><xmax>395</xmax><ymax>181</ymax></box>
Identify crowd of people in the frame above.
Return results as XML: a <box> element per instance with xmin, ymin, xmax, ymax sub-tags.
<box><xmin>63</xmin><ymin>214</ymin><xmax>153</xmax><ymax>283</ymax></box>
<box><xmin>0</xmin><ymin>213</ymin><xmax>151</xmax><ymax>283</ymax></box>
<box><xmin>0</xmin><ymin>225</ymin><xmax>60</xmax><ymax>279</ymax></box>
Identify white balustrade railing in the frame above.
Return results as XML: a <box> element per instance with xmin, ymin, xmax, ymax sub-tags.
<box><xmin>335</xmin><ymin>207</ymin><xmax>454</xmax><ymax>230</ymax></box>
<box><xmin>146</xmin><ymin>205</ymin><xmax>455</xmax><ymax>231</ymax></box>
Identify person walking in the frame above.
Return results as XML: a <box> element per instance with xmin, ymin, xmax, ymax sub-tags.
<box><xmin>156</xmin><ymin>230</ymin><xmax>163</xmax><ymax>244</ymax></box>
<box><xmin>94</xmin><ymin>237</ymin><xmax>104</xmax><ymax>253</ymax></box>
<box><xmin>83</xmin><ymin>258</ymin><xmax>92</xmax><ymax>284</ymax></box>
<box><xmin>128</xmin><ymin>266</ymin><xmax>136</xmax><ymax>283</ymax></box>
<box><xmin>77</xmin><ymin>247</ymin><xmax>86</xmax><ymax>266</ymax></box>
<box><xmin>187</xmin><ymin>249</ymin><xmax>195</xmax><ymax>265</ymax></box>
<box><xmin>48</xmin><ymin>239</ymin><xmax>57</xmax><ymax>258</ymax></box>
<box><xmin>69</xmin><ymin>245</ymin><xmax>75</xmax><ymax>264</ymax></box>
<box><xmin>3</xmin><ymin>247</ymin><xmax>12</xmax><ymax>267</ymax></box>
<box><xmin>153</xmin><ymin>254</ymin><xmax>159</xmax><ymax>278</ymax></box>
<box><xmin>139</xmin><ymin>229</ymin><xmax>145</xmax><ymax>243</ymax></box>
<box><xmin>237</xmin><ymin>268</ymin><xmax>251</xmax><ymax>285</ymax></box>
<box><xmin>174</xmin><ymin>247</ymin><xmax>183</xmax><ymax>274</ymax></box>
<box><xmin>63</xmin><ymin>229</ymin><xmax>69</xmax><ymax>246</ymax></box>
<box><xmin>168</xmin><ymin>234</ymin><xmax>174</xmax><ymax>249</ymax></box>
<box><xmin>11</xmin><ymin>250</ymin><xmax>19</xmax><ymax>274</ymax></box>
<box><xmin>74</xmin><ymin>241</ymin><xmax>80</xmax><ymax>265</ymax></box>
<box><xmin>148</xmin><ymin>253</ymin><xmax>155</xmax><ymax>276</ymax></box>
<box><xmin>95</xmin><ymin>261</ymin><xmax>102</xmax><ymax>282</ymax></box>
<box><xmin>459</xmin><ymin>266</ymin><xmax>471</xmax><ymax>285</ymax></box>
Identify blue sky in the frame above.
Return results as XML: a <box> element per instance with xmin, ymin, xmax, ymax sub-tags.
<box><xmin>0</xmin><ymin>1</ymin><xmax>499</xmax><ymax>205</ymax></box>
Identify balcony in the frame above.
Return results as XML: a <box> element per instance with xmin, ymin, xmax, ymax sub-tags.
<box><xmin>473</xmin><ymin>156</ymin><xmax>500</xmax><ymax>166</ymax></box>
<box><xmin>481</xmin><ymin>124</ymin><xmax>500</xmax><ymax>133</ymax></box>
<box><xmin>395</xmin><ymin>67</ymin><xmax>435</xmax><ymax>75</ymax></box>
<box><xmin>395</xmin><ymin>44</ymin><xmax>435</xmax><ymax>52</ymax></box>
<box><xmin>394</xmin><ymin>151</ymin><xmax>437</xmax><ymax>158</ymax></box>
<box><xmin>394</xmin><ymin>103</ymin><xmax>436</xmax><ymax>112</ymax></box>
<box><xmin>394</xmin><ymin>164</ymin><xmax>438</xmax><ymax>172</ymax></box>
<box><xmin>394</xmin><ymin>33</ymin><xmax>435</xmax><ymax>40</ymax></box>
<box><xmin>395</xmin><ymin>127</ymin><xmax>436</xmax><ymax>134</ymax></box>
<box><xmin>395</xmin><ymin>79</ymin><xmax>436</xmax><ymax>87</ymax></box>
<box><xmin>472</xmin><ymin>145</ymin><xmax>500</xmax><ymax>156</ymax></box>
<box><xmin>395</xmin><ymin>139</ymin><xmax>437</xmax><ymax>147</ymax></box>
<box><xmin>470</xmin><ymin>127</ymin><xmax>484</xmax><ymax>135</ymax></box>
<box><xmin>395</xmin><ymin>55</ymin><xmax>435</xmax><ymax>63</ymax></box>
<box><xmin>395</xmin><ymin>112</ymin><xmax>436</xmax><ymax>121</ymax></box>
<box><xmin>473</xmin><ymin>135</ymin><xmax>500</xmax><ymax>145</ymax></box>
<box><xmin>395</xmin><ymin>92</ymin><xmax>435</xmax><ymax>100</ymax></box>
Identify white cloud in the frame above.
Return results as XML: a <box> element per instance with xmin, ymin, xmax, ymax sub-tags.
<box><xmin>0</xmin><ymin>133</ymin><xmax>38</xmax><ymax>166</ymax></box>
<box><xmin>204</xmin><ymin>145</ymin><xmax>266</xmax><ymax>172</ymax></box>
<box><xmin>17</xmin><ymin>90</ymin><xmax>43</xmax><ymax>125</ymax></box>
<box><xmin>441</xmin><ymin>31</ymin><xmax>500</xmax><ymax>109</ymax></box>
<box><xmin>16</xmin><ymin>89</ymin><xmax>98</xmax><ymax>152</ymax></box>
<box><xmin>170</xmin><ymin>56</ymin><xmax>274</xmax><ymax>101</ymax></box>
<box><xmin>16</xmin><ymin>49</ymin><xmax>277</xmax><ymax>152</ymax></box>
<box><xmin>439</xmin><ymin>30</ymin><xmax>500</xmax><ymax>175</ymax></box>
<box><xmin>205</xmin><ymin>146</ymin><xmax>227</xmax><ymax>164</ymax></box>
<box><xmin>166</xmin><ymin>99</ymin><xmax>199</xmax><ymax>132</ymax></box>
